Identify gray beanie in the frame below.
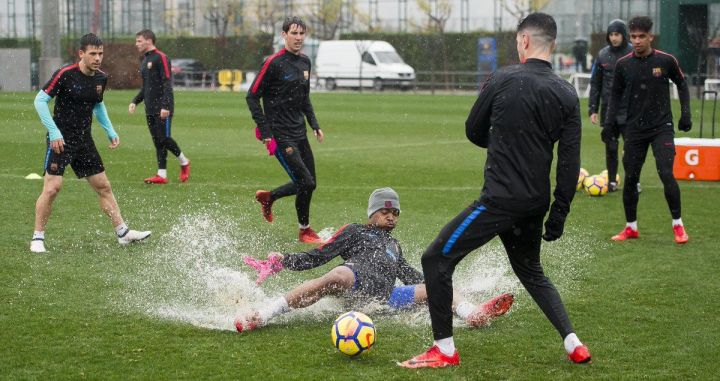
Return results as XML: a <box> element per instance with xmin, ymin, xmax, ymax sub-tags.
<box><xmin>367</xmin><ymin>187</ymin><xmax>400</xmax><ymax>217</ymax></box>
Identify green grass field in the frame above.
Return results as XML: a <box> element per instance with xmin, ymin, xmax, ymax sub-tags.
<box><xmin>1</xmin><ymin>89</ymin><xmax>718</xmax><ymax>380</ymax></box>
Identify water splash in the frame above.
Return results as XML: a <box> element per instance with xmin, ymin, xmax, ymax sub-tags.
<box><xmin>119</xmin><ymin>213</ymin><xmax>597</xmax><ymax>332</ymax></box>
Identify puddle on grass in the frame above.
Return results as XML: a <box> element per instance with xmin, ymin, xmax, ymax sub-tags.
<box><xmin>120</xmin><ymin>212</ymin><xmax>598</xmax><ymax>332</ymax></box>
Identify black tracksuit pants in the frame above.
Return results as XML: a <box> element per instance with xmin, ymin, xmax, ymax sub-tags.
<box><xmin>601</xmin><ymin>124</ymin><xmax>624</xmax><ymax>185</ymax></box>
<box><xmin>146</xmin><ymin>115</ymin><xmax>182</xmax><ymax>170</ymax></box>
<box><xmin>271</xmin><ymin>139</ymin><xmax>316</xmax><ymax>226</ymax></box>
<box><xmin>622</xmin><ymin>130</ymin><xmax>681</xmax><ymax>221</ymax></box>
<box><xmin>421</xmin><ymin>201</ymin><xmax>575</xmax><ymax>341</ymax></box>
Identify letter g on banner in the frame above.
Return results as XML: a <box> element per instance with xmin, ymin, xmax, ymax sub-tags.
<box><xmin>685</xmin><ymin>149</ymin><xmax>699</xmax><ymax>166</ymax></box>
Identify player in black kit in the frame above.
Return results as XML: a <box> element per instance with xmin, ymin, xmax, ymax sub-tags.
<box><xmin>401</xmin><ymin>13</ymin><xmax>591</xmax><ymax>368</ymax></box>
<box><xmin>30</xmin><ymin>33</ymin><xmax>150</xmax><ymax>253</ymax></box>
<box><xmin>606</xmin><ymin>16</ymin><xmax>691</xmax><ymax>244</ymax></box>
<box><xmin>129</xmin><ymin>29</ymin><xmax>191</xmax><ymax>184</ymax></box>
<box><xmin>588</xmin><ymin>19</ymin><xmax>634</xmax><ymax>192</ymax></box>
<box><xmin>246</xmin><ymin>16</ymin><xmax>325</xmax><ymax>244</ymax></box>
<box><xmin>235</xmin><ymin>188</ymin><xmax>514</xmax><ymax>333</ymax></box>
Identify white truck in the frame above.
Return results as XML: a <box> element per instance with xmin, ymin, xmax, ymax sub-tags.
<box><xmin>315</xmin><ymin>40</ymin><xmax>415</xmax><ymax>91</ymax></box>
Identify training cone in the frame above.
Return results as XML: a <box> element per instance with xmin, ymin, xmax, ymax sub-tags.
<box><xmin>25</xmin><ymin>173</ymin><xmax>42</xmax><ymax>180</ymax></box>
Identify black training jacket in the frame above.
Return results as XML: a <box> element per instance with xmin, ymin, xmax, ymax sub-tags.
<box><xmin>589</xmin><ymin>44</ymin><xmax>633</xmax><ymax>125</ymax></box>
<box><xmin>607</xmin><ymin>49</ymin><xmax>691</xmax><ymax>139</ymax></box>
<box><xmin>281</xmin><ymin>223</ymin><xmax>424</xmax><ymax>301</ymax></box>
<box><xmin>132</xmin><ymin>49</ymin><xmax>174</xmax><ymax>115</ymax></box>
<box><xmin>42</xmin><ymin>63</ymin><xmax>107</xmax><ymax>145</ymax></box>
<box><xmin>465</xmin><ymin>58</ymin><xmax>581</xmax><ymax>220</ymax></box>
<box><xmin>246</xmin><ymin>49</ymin><xmax>320</xmax><ymax>142</ymax></box>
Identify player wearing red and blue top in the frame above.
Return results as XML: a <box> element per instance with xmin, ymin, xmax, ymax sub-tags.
<box><xmin>235</xmin><ymin>188</ymin><xmax>514</xmax><ymax>333</ymax></box>
<box><xmin>246</xmin><ymin>16</ymin><xmax>325</xmax><ymax>244</ymax></box>
<box><xmin>30</xmin><ymin>33</ymin><xmax>150</xmax><ymax>253</ymax></box>
<box><xmin>129</xmin><ymin>29</ymin><xmax>191</xmax><ymax>185</ymax></box>
<box><xmin>605</xmin><ymin>16</ymin><xmax>691</xmax><ymax>244</ymax></box>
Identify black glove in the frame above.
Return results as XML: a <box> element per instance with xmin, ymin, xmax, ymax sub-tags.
<box><xmin>600</xmin><ymin>125</ymin><xmax>618</xmax><ymax>144</ymax></box>
<box><xmin>542</xmin><ymin>214</ymin><xmax>566</xmax><ymax>242</ymax></box>
<box><xmin>678</xmin><ymin>116</ymin><xmax>692</xmax><ymax>132</ymax></box>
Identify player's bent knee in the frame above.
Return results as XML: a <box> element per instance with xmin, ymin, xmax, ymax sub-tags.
<box><xmin>322</xmin><ymin>267</ymin><xmax>355</xmax><ymax>290</ymax></box>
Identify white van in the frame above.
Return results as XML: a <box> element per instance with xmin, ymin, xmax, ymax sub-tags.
<box><xmin>315</xmin><ymin>40</ymin><xmax>415</xmax><ymax>91</ymax></box>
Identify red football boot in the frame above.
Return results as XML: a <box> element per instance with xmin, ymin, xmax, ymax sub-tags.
<box><xmin>568</xmin><ymin>345</ymin><xmax>592</xmax><ymax>364</ymax></box>
<box><xmin>234</xmin><ymin>311</ymin><xmax>263</xmax><ymax>333</ymax></box>
<box><xmin>673</xmin><ymin>225</ymin><xmax>689</xmax><ymax>244</ymax></box>
<box><xmin>299</xmin><ymin>227</ymin><xmax>324</xmax><ymax>244</ymax></box>
<box><xmin>255</xmin><ymin>190</ymin><xmax>273</xmax><ymax>222</ymax></box>
<box><xmin>144</xmin><ymin>175</ymin><xmax>168</xmax><ymax>184</ymax></box>
<box><xmin>466</xmin><ymin>293</ymin><xmax>514</xmax><ymax>327</ymax></box>
<box><xmin>398</xmin><ymin>345</ymin><xmax>460</xmax><ymax>369</ymax></box>
<box><xmin>611</xmin><ymin>226</ymin><xmax>639</xmax><ymax>241</ymax></box>
<box><xmin>179</xmin><ymin>161</ymin><xmax>191</xmax><ymax>182</ymax></box>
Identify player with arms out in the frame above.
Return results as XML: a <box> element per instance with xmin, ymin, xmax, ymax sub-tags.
<box><xmin>400</xmin><ymin>13</ymin><xmax>591</xmax><ymax>368</ymax></box>
<box><xmin>129</xmin><ymin>29</ymin><xmax>191</xmax><ymax>185</ymax></box>
<box><xmin>235</xmin><ymin>188</ymin><xmax>514</xmax><ymax>333</ymax></box>
<box><xmin>606</xmin><ymin>16</ymin><xmax>691</xmax><ymax>244</ymax></box>
<box><xmin>30</xmin><ymin>33</ymin><xmax>150</xmax><ymax>253</ymax></box>
<box><xmin>246</xmin><ymin>16</ymin><xmax>325</xmax><ymax>244</ymax></box>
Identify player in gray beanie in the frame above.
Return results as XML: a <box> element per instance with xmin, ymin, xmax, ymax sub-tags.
<box><xmin>367</xmin><ymin>187</ymin><xmax>401</xmax><ymax>217</ymax></box>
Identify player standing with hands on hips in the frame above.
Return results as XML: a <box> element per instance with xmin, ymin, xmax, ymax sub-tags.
<box><xmin>606</xmin><ymin>16</ymin><xmax>691</xmax><ymax>244</ymax></box>
<box><xmin>400</xmin><ymin>13</ymin><xmax>591</xmax><ymax>368</ymax></box>
<box><xmin>30</xmin><ymin>33</ymin><xmax>150</xmax><ymax>253</ymax></box>
<box><xmin>129</xmin><ymin>29</ymin><xmax>191</xmax><ymax>185</ymax></box>
<box><xmin>247</xmin><ymin>16</ymin><xmax>325</xmax><ymax>244</ymax></box>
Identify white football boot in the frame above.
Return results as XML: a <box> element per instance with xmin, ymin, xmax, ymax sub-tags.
<box><xmin>118</xmin><ymin>230</ymin><xmax>151</xmax><ymax>245</ymax></box>
<box><xmin>30</xmin><ymin>239</ymin><xmax>47</xmax><ymax>253</ymax></box>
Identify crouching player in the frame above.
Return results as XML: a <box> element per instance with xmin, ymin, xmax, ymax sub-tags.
<box><xmin>235</xmin><ymin>188</ymin><xmax>514</xmax><ymax>332</ymax></box>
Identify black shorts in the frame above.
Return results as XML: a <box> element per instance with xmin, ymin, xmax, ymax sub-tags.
<box><xmin>44</xmin><ymin>141</ymin><xmax>105</xmax><ymax>178</ymax></box>
<box><xmin>340</xmin><ymin>263</ymin><xmax>396</xmax><ymax>305</ymax></box>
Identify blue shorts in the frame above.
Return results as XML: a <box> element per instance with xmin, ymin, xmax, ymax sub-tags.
<box><xmin>387</xmin><ymin>285</ymin><xmax>416</xmax><ymax>310</ymax></box>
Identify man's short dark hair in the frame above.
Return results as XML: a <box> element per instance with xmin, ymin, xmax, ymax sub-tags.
<box><xmin>282</xmin><ymin>16</ymin><xmax>306</xmax><ymax>33</ymax></box>
<box><xmin>517</xmin><ymin>12</ymin><xmax>557</xmax><ymax>44</ymax></box>
<box><xmin>79</xmin><ymin>33</ymin><xmax>103</xmax><ymax>51</ymax></box>
<box><xmin>136</xmin><ymin>29</ymin><xmax>156</xmax><ymax>44</ymax></box>
<box><xmin>628</xmin><ymin>16</ymin><xmax>653</xmax><ymax>33</ymax></box>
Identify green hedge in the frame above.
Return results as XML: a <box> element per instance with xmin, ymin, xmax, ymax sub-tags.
<box><xmin>55</xmin><ymin>35</ymin><xmax>275</xmax><ymax>71</ymax></box>
<box><xmin>339</xmin><ymin>31</ymin><xmax>519</xmax><ymax>72</ymax></box>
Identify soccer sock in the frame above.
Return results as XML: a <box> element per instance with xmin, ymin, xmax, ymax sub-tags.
<box><xmin>299</xmin><ymin>224</ymin><xmax>310</xmax><ymax>229</ymax></box>
<box><xmin>157</xmin><ymin>169</ymin><xmax>167</xmax><ymax>178</ymax></box>
<box><xmin>115</xmin><ymin>223</ymin><xmax>129</xmax><ymax>238</ymax></box>
<box><xmin>258</xmin><ymin>296</ymin><xmax>291</xmax><ymax>324</ymax></box>
<box><xmin>454</xmin><ymin>301</ymin><xmax>475</xmax><ymax>320</ymax></box>
<box><xmin>626</xmin><ymin>221</ymin><xmax>638</xmax><ymax>230</ymax></box>
<box><xmin>178</xmin><ymin>153</ymin><xmax>190</xmax><ymax>166</ymax></box>
<box><xmin>672</xmin><ymin>218</ymin><xmax>683</xmax><ymax>227</ymax></box>
<box><xmin>32</xmin><ymin>231</ymin><xmax>45</xmax><ymax>241</ymax></box>
<box><xmin>563</xmin><ymin>333</ymin><xmax>583</xmax><ymax>354</ymax></box>
<box><xmin>434</xmin><ymin>337</ymin><xmax>456</xmax><ymax>356</ymax></box>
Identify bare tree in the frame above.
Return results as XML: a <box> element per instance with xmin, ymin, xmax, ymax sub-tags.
<box><xmin>253</xmin><ymin>0</ymin><xmax>280</xmax><ymax>35</ymax></box>
<box><xmin>304</xmin><ymin>0</ymin><xmax>355</xmax><ymax>41</ymax></box>
<box><xmin>502</xmin><ymin>0</ymin><xmax>549</xmax><ymax>23</ymax></box>
<box><xmin>204</xmin><ymin>0</ymin><xmax>244</xmax><ymax>39</ymax></box>
<box><xmin>416</xmin><ymin>0</ymin><xmax>452</xmax><ymax>90</ymax></box>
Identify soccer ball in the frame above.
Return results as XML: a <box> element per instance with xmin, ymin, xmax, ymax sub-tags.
<box><xmin>331</xmin><ymin>311</ymin><xmax>376</xmax><ymax>356</ymax></box>
<box><xmin>577</xmin><ymin>168</ymin><xmax>589</xmax><ymax>191</ymax></box>
<box><xmin>600</xmin><ymin>169</ymin><xmax>621</xmax><ymax>186</ymax></box>
<box><xmin>583</xmin><ymin>175</ymin><xmax>608</xmax><ymax>196</ymax></box>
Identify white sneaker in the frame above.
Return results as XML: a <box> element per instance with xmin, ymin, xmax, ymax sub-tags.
<box><xmin>30</xmin><ymin>239</ymin><xmax>47</xmax><ymax>253</ymax></box>
<box><xmin>118</xmin><ymin>230</ymin><xmax>151</xmax><ymax>245</ymax></box>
